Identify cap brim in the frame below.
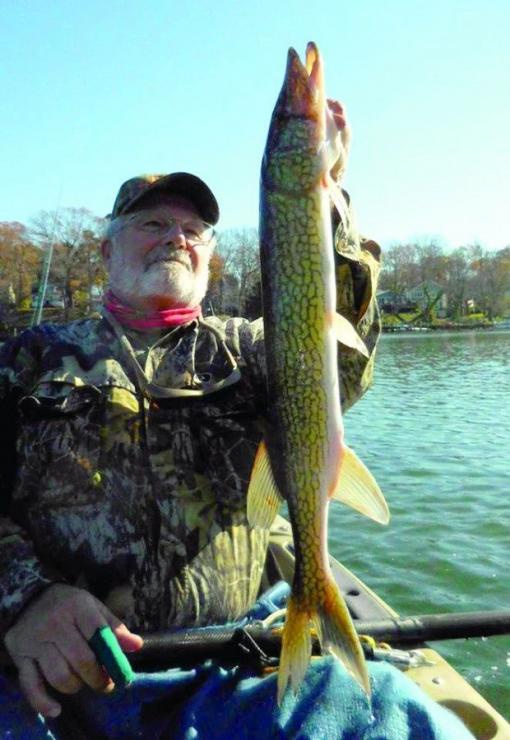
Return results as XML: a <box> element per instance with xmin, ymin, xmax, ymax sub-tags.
<box><xmin>123</xmin><ymin>172</ymin><xmax>219</xmax><ymax>225</ymax></box>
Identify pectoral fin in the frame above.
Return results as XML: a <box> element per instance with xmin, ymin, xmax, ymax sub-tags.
<box><xmin>327</xmin><ymin>174</ymin><xmax>350</xmax><ymax>226</ymax></box>
<box><xmin>247</xmin><ymin>440</ymin><xmax>284</xmax><ymax>529</ymax></box>
<box><xmin>330</xmin><ymin>446</ymin><xmax>390</xmax><ymax>525</ymax></box>
<box><xmin>323</xmin><ymin>109</ymin><xmax>343</xmax><ymax>175</ymax></box>
<box><xmin>333</xmin><ymin>313</ymin><xmax>369</xmax><ymax>358</ymax></box>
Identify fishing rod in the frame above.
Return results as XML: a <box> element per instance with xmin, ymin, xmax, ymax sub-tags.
<box><xmin>88</xmin><ymin>608</ymin><xmax>510</xmax><ymax>688</ymax></box>
<box><xmin>128</xmin><ymin>609</ymin><xmax>510</xmax><ymax>671</ymax></box>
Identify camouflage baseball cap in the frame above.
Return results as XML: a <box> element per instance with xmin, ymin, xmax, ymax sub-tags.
<box><xmin>110</xmin><ymin>173</ymin><xmax>220</xmax><ymax>225</ymax></box>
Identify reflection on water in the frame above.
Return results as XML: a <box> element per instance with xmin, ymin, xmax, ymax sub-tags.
<box><xmin>330</xmin><ymin>329</ymin><xmax>510</xmax><ymax>716</ymax></box>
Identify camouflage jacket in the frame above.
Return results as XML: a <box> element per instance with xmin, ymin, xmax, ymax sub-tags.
<box><xmin>0</xmin><ymin>228</ymin><xmax>381</xmax><ymax>638</ymax></box>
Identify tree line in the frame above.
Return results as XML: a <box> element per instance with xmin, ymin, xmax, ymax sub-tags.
<box><xmin>379</xmin><ymin>241</ymin><xmax>510</xmax><ymax>321</ymax></box>
<box><xmin>0</xmin><ymin>210</ymin><xmax>508</xmax><ymax>334</ymax></box>
<box><xmin>0</xmin><ymin>209</ymin><xmax>261</xmax><ymax>331</ymax></box>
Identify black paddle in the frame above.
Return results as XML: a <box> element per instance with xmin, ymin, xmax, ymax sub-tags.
<box><xmin>125</xmin><ymin>609</ymin><xmax>510</xmax><ymax>671</ymax></box>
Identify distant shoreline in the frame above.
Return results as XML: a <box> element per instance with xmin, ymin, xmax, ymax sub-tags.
<box><xmin>382</xmin><ymin>321</ymin><xmax>510</xmax><ymax>334</ymax></box>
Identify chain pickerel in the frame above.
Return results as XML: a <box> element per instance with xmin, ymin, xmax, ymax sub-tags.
<box><xmin>247</xmin><ymin>43</ymin><xmax>390</xmax><ymax>704</ymax></box>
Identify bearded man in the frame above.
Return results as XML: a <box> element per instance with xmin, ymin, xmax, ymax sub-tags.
<box><xmin>0</xmin><ymin>105</ymin><xmax>473</xmax><ymax>738</ymax></box>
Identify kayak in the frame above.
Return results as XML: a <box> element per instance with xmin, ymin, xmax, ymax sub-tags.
<box><xmin>129</xmin><ymin>514</ymin><xmax>508</xmax><ymax>737</ymax></box>
<box><xmin>261</xmin><ymin>516</ymin><xmax>509</xmax><ymax>740</ymax></box>
<box><xmin>44</xmin><ymin>513</ymin><xmax>508</xmax><ymax>738</ymax></box>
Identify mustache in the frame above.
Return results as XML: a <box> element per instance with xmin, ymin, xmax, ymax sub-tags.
<box><xmin>145</xmin><ymin>247</ymin><xmax>192</xmax><ymax>270</ymax></box>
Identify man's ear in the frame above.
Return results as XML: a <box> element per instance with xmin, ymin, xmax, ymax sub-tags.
<box><xmin>101</xmin><ymin>239</ymin><xmax>112</xmax><ymax>266</ymax></box>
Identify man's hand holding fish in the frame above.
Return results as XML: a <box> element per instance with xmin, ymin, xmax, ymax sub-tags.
<box><xmin>0</xmin><ymin>41</ymin><xmax>474</xmax><ymax>740</ymax></box>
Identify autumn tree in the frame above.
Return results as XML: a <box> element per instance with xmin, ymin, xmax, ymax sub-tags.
<box><xmin>243</xmin><ymin>277</ymin><xmax>262</xmax><ymax>320</ymax></box>
<box><xmin>203</xmin><ymin>251</ymin><xmax>226</xmax><ymax>314</ymax></box>
<box><xmin>216</xmin><ymin>228</ymin><xmax>260</xmax><ymax>314</ymax></box>
<box><xmin>0</xmin><ymin>221</ymin><xmax>41</xmax><ymax>309</ymax></box>
<box><xmin>71</xmin><ymin>228</ymin><xmax>107</xmax><ymax>313</ymax></box>
<box><xmin>469</xmin><ymin>244</ymin><xmax>510</xmax><ymax>319</ymax></box>
<box><xmin>443</xmin><ymin>247</ymin><xmax>471</xmax><ymax>318</ymax></box>
<box><xmin>379</xmin><ymin>242</ymin><xmax>419</xmax><ymax>299</ymax></box>
<box><xmin>30</xmin><ymin>208</ymin><xmax>104</xmax><ymax>319</ymax></box>
<box><xmin>413</xmin><ymin>240</ymin><xmax>447</xmax><ymax>286</ymax></box>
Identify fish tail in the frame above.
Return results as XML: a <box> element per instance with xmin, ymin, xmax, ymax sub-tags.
<box><xmin>315</xmin><ymin>575</ymin><xmax>371</xmax><ymax>697</ymax></box>
<box><xmin>277</xmin><ymin>594</ymin><xmax>312</xmax><ymax>705</ymax></box>
<box><xmin>277</xmin><ymin>578</ymin><xmax>370</xmax><ymax>705</ymax></box>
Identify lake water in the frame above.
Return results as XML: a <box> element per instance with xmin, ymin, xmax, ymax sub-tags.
<box><xmin>330</xmin><ymin>329</ymin><xmax>510</xmax><ymax>718</ymax></box>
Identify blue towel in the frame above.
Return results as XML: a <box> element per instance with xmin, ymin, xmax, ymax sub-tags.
<box><xmin>0</xmin><ymin>659</ymin><xmax>475</xmax><ymax>739</ymax></box>
<box><xmin>0</xmin><ymin>584</ymin><xmax>475</xmax><ymax>739</ymax></box>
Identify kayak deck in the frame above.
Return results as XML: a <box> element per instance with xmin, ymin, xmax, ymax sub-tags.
<box><xmin>265</xmin><ymin>516</ymin><xmax>509</xmax><ymax>739</ymax></box>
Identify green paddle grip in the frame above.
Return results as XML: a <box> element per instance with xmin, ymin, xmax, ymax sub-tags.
<box><xmin>89</xmin><ymin>625</ymin><xmax>135</xmax><ymax>688</ymax></box>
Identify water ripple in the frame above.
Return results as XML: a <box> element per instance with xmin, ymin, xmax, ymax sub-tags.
<box><xmin>333</xmin><ymin>330</ymin><xmax>510</xmax><ymax>716</ymax></box>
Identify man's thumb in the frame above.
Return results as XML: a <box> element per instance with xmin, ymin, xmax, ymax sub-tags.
<box><xmin>113</xmin><ymin>623</ymin><xmax>144</xmax><ymax>652</ymax></box>
<box><xmin>100</xmin><ymin>605</ymin><xmax>144</xmax><ymax>652</ymax></box>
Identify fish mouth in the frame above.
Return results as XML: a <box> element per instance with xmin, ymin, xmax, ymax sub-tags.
<box><xmin>280</xmin><ymin>42</ymin><xmax>325</xmax><ymax>120</ymax></box>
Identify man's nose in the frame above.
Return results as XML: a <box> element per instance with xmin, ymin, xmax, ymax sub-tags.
<box><xmin>164</xmin><ymin>223</ymin><xmax>187</xmax><ymax>247</ymax></box>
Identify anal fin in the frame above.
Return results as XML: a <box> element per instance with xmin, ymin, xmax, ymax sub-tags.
<box><xmin>330</xmin><ymin>446</ymin><xmax>390</xmax><ymax>525</ymax></box>
<box><xmin>333</xmin><ymin>313</ymin><xmax>369</xmax><ymax>358</ymax></box>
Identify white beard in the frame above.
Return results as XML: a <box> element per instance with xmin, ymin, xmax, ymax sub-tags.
<box><xmin>108</xmin><ymin>253</ymin><xmax>210</xmax><ymax>310</ymax></box>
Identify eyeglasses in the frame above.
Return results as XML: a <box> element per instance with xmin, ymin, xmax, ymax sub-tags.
<box><xmin>124</xmin><ymin>212</ymin><xmax>215</xmax><ymax>246</ymax></box>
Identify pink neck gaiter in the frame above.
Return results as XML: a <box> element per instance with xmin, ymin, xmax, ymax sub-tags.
<box><xmin>103</xmin><ymin>291</ymin><xmax>202</xmax><ymax>330</ymax></box>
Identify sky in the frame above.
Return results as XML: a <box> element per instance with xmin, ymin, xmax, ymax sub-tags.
<box><xmin>2</xmin><ymin>0</ymin><xmax>509</xmax><ymax>251</ymax></box>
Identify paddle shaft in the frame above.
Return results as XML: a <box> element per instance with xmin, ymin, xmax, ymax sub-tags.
<box><xmin>130</xmin><ymin>609</ymin><xmax>510</xmax><ymax>669</ymax></box>
<box><xmin>355</xmin><ymin>609</ymin><xmax>510</xmax><ymax>644</ymax></box>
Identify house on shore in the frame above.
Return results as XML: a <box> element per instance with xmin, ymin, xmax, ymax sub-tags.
<box><xmin>378</xmin><ymin>281</ymin><xmax>448</xmax><ymax>317</ymax></box>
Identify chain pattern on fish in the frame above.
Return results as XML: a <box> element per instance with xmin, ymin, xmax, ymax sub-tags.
<box><xmin>250</xmin><ymin>42</ymin><xmax>388</xmax><ymax>705</ymax></box>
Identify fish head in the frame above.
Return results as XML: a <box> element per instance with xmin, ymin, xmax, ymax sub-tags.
<box><xmin>261</xmin><ymin>43</ymin><xmax>340</xmax><ymax>195</ymax></box>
